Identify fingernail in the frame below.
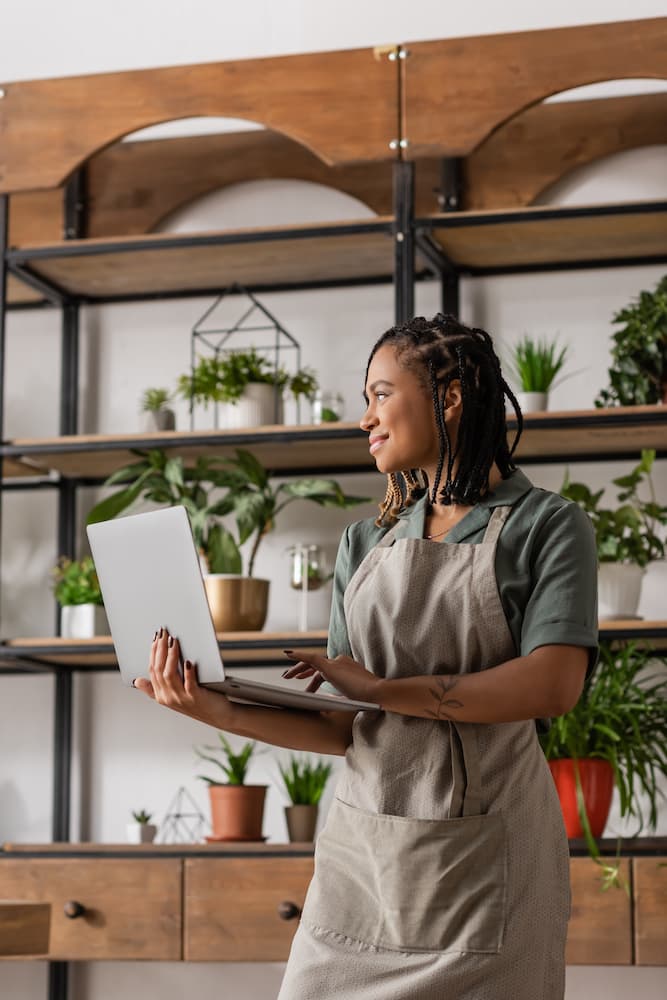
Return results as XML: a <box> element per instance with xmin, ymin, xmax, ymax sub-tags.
<box><xmin>159</xmin><ymin>627</ymin><xmax>164</xmax><ymax>638</ymax></box>
<box><xmin>282</xmin><ymin>669</ymin><xmax>289</xmax><ymax>677</ymax></box>
<box><xmin>168</xmin><ymin>635</ymin><xmax>174</xmax><ymax>648</ymax></box>
<box><xmin>283</xmin><ymin>649</ymin><xmax>294</xmax><ymax>655</ymax></box>
<box><xmin>131</xmin><ymin>679</ymin><xmax>136</xmax><ymax>688</ymax></box>
<box><xmin>185</xmin><ymin>660</ymin><xmax>192</xmax><ymax>670</ymax></box>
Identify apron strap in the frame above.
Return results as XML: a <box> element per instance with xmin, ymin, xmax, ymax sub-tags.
<box><xmin>376</xmin><ymin>522</ymin><xmax>402</xmax><ymax>548</ymax></box>
<box><xmin>481</xmin><ymin>505</ymin><xmax>513</xmax><ymax>546</ymax></box>
<box><xmin>448</xmin><ymin>721</ymin><xmax>483</xmax><ymax>817</ymax></box>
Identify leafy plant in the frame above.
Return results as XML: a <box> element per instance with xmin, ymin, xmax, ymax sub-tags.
<box><xmin>85</xmin><ymin>448</ymin><xmax>368</xmax><ymax>577</ymax></box>
<box><xmin>507</xmin><ymin>335</ymin><xmax>569</xmax><ymax>393</ymax></box>
<box><xmin>195</xmin><ymin>732</ymin><xmax>257</xmax><ymax>786</ymax></box>
<box><xmin>177</xmin><ymin>348</ymin><xmax>319</xmax><ymax>407</ymax></box>
<box><xmin>560</xmin><ymin>449</ymin><xmax>667</xmax><ymax>568</ymax></box>
<box><xmin>141</xmin><ymin>387</ymin><xmax>172</xmax><ymax>413</ymax></box>
<box><xmin>540</xmin><ymin>642</ymin><xmax>667</xmax><ymax>884</ymax></box>
<box><xmin>278</xmin><ymin>755</ymin><xmax>333</xmax><ymax>805</ymax></box>
<box><xmin>52</xmin><ymin>556</ymin><xmax>103</xmax><ymax>607</ymax></box>
<box><xmin>131</xmin><ymin>809</ymin><xmax>153</xmax><ymax>824</ymax></box>
<box><xmin>596</xmin><ymin>274</ymin><xmax>667</xmax><ymax>407</ymax></box>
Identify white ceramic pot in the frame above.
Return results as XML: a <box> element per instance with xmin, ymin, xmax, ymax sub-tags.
<box><xmin>143</xmin><ymin>408</ymin><xmax>176</xmax><ymax>432</ymax></box>
<box><xmin>126</xmin><ymin>822</ymin><xmax>158</xmax><ymax>844</ymax></box>
<box><xmin>221</xmin><ymin>383</ymin><xmax>283</xmax><ymax>429</ymax></box>
<box><xmin>516</xmin><ymin>391</ymin><xmax>548</xmax><ymax>413</ymax></box>
<box><xmin>60</xmin><ymin>603</ymin><xmax>109</xmax><ymax>639</ymax></box>
<box><xmin>598</xmin><ymin>563</ymin><xmax>645</xmax><ymax>620</ymax></box>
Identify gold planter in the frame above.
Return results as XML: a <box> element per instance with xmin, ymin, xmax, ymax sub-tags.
<box><xmin>203</xmin><ymin>575</ymin><xmax>270</xmax><ymax>631</ymax></box>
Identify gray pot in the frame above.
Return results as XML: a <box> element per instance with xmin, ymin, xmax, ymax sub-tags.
<box><xmin>284</xmin><ymin>804</ymin><xmax>319</xmax><ymax>842</ymax></box>
<box><xmin>143</xmin><ymin>408</ymin><xmax>176</xmax><ymax>432</ymax></box>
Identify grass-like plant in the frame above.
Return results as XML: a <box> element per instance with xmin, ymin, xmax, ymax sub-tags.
<box><xmin>195</xmin><ymin>732</ymin><xmax>257</xmax><ymax>786</ymax></box>
<box><xmin>141</xmin><ymin>387</ymin><xmax>172</xmax><ymax>412</ymax></box>
<box><xmin>131</xmin><ymin>809</ymin><xmax>153</xmax><ymax>824</ymax></box>
<box><xmin>51</xmin><ymin>556</ymin><xmax>103</xmax><ymax>607</ymax></box>
<box><xmin>508</xmin><ymin>335</ymin><xmax>569</xmax><ymax>393</ymax></box>
<box><xmin>560</xmin><ymin>449</ymin><xmax>667</xmax><ymax>568</ymax></box>
<box><xmin>278</xmin><ymin>755</ymin><xmax>333</xmax><ymax>806</ymax></box>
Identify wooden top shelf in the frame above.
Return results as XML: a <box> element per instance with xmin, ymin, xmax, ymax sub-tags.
<box><xmin>423</xmin><ymin>201</ymin><xmax>667</xmax><ymax>273</ymax></box>
<box><xmin>1</xmin><ymin>622</ymin><xmax>666</xmax><ymax>672</ymax></box>
<box><xmin>3</xmin><ymin>406</ymin><xmax>666</xmax><ymax>480</ymax></box>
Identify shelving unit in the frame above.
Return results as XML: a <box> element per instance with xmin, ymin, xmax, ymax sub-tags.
<box><xmin>1</xmin><ymin>16</ymin><xmax>667</xmax><ymax>997</ymax></box>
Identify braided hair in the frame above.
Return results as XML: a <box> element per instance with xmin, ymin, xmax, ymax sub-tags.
<box><xmin>367</xmin><ymin>313</ymin><xmax>523</xmax><ymax>526</ymax></box>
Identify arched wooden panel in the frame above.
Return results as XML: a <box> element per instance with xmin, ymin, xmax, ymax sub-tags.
<box><xmin>0</xmin><ymin>47</ymin><xmax>399</xmax><ymax>194</ymax></box>
<box><xmin>402</xmin><ymin>17</ymin><xmax>667</xmax><ymax>159</ymax></box>
<box><xmin>463</xmin><ymin>92</ymin><xmax>667</xmax><ymax>210</ymax></box>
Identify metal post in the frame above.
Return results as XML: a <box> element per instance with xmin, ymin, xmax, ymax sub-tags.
<box><xmin>441</xmin><ymin>273</ymin><xmax>460</xmax><ymax>319</ymax></box>
<box><xmin>48</xmin><ymin>961</ymin><xmax>69</xmax><ymax>1000</ymax></box>
<box><xmin>392</xmin><ymin>161</ymin><xmax>415</xmax><ymax>325</ymax></box>
<box><xmin>0</xmin><ymin>195</ymin><xmax>8</xmax><ymax>630</ymax></box>
<box><xmin>437</xmin><ymin>158</ymin><xmax>463</xmax><ymax>318</ymax></box>
<box><xmin>52</xmin><ymin>669</ymin><xmax>72</xmax><ymax>840</ymax></box>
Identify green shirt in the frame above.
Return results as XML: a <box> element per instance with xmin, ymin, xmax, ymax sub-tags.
<box><xmin>327</xmin><ymin>468</ymin><xmax>599</xmax><ymax>684</ymax></box>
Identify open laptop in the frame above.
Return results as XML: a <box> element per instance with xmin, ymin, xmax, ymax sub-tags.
<box><xmin>86</xmin><ymin>505</ymin><xmax>380</xmax><ymax>713</ymax></box>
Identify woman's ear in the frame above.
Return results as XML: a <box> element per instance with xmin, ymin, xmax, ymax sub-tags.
<box><xmin>444</xmin><ymin>379</ymin><xmax>462</xmax><ymax>412</ymax></box>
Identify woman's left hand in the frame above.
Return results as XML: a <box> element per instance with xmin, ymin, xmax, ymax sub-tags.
<box><xmin>282</xmin><ymin>650</ymin><xmax>384</xmax><ymax>705</ymax></box>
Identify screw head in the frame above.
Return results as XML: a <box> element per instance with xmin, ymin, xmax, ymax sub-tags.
<box><xmin>0</xmin><ymin>89</ymin><xmax>5</xmax><ymax>99</ymax></box>
<box><xmin>389</xmin><ymin>139</ymin><xmax>399</xmax><ymax>150</ymax></box>
<box><xmin>399</xmin><ymin>49</ymin><xmax>410</xmax><ymax>59</ymax></box>
<box><xmin>396</xmin><ymin>232</ymin><xmax>405</xmax><ymax>243</ymax></box>
<box><xmin>399</xmin><ymin>139</ymin><xmax>409</xmax><ymax>149</ymax></box>
<box><xmin>388</xmin><ymin>51</ymin><xmax>398</xmax><ymax>62</ymax></box>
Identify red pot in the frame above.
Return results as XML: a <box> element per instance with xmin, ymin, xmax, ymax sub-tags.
<box><xmin>548</xmin><ymin>759</ymin><xmax>614</xmax><ymax>838</ymax></box>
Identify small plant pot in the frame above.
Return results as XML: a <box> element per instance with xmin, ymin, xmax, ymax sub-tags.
<box><xmin>126</xmin><ymin>822</ymin><xmax>157</xmax><ymax>844</ymax></box>
<box><xmin>548</xmin><ymin>759</ymin><xmax>615</xmax><ymax>838</ymax></box>
<box><xmin>204</xmin><ymin>575</ymin><xmax>270</xmax><ymax>631</ymax></box>
<box><xmin>516</xmin><ymin>391</ymin><xmax>548</xmax><ymax>413</ymax></box>
<box><xmin>60</xmin><ymin>603</ymin><xmax>109</xmax><ymax>639</ymax></box>
<box><xmin>221</xmin><ymin>383</ymin><xmax>283</xmax><ymax>429</ymax></box>
<box><xmin>598</xmin><ymin>563</ymin><xmax>645</xmax><ymax>620</ymax></box>
<box><xmin>143</xmin><ymin>408</ymin><xmax>176</xmax><ymax>432</ymax></box>
<box><xmin>208</xmin><ymin>785</ymin><xmax>267</xmax><ymax>841</ymax></box>
<box><xmin>284</xmin><ymin>804</ymin><xmax>319</xmax><ymax>842</ymax></box>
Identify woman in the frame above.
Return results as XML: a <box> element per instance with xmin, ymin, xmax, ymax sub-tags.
<box><xmin>137</xmin><ymin>313</ymin><xmax>598</xmax><ymax>999</ymax></box>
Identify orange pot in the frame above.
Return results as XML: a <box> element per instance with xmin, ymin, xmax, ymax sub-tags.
<box><xmin>208</xmin><ymin>784</ymin><xmax>267</xmax><ymax>841</ymax></box>
<box><xmin>548</xmin><ymin>759</ymin><xmax>614</xmax><ymax>838</ymax></box>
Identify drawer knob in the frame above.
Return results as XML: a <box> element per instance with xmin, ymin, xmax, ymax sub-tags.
<box><xmin>277</xmin><ymin>900</ymin><xmax>301</xmax><ymax>921</ymax></box>
<box><xmin>63</xmin><ymin>900</ymin><xmax>86</xmax><ymax>919</ymax></box>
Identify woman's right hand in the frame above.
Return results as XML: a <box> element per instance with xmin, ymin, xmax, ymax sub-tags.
<box><xmin>133</xmin><ymin>627</ymin><xmax>233</xmax><ymax>730</ymax></box>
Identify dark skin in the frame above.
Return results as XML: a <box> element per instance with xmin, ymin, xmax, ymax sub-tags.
<box><xmin>135</xmin><ymin>345</ymin><xmax>587</xmax><ymax>749</ymax></box>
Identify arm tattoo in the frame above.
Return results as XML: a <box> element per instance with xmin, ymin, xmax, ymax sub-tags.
<box><xmin>424</xmin><ymin>676</ymin><xmax>464</xmax><ymax>720</ymax></box>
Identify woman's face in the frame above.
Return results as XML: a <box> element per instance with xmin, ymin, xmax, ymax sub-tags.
<box><xmin>360</xmin><ymin>344</ymin><xmax>460</xmax><ymax>476</ymax></box>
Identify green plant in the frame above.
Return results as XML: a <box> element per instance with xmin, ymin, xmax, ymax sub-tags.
<box><xmin>278</xmin><ymin>755</ymin><xmax>333</xmax><ymax>805</ymax></box>
<box><xmin>507</xmin><ymin>335</ymin><xmax>569</xmax><ymax>393</ymax></box>
<box><xmin>195</xmin><ymin>732</ymin><xmax>257</xmax><ymax>786</ymax></box>
<box><xmin>51</xmin><ymin>556</ymin><xmax>103</xmax><ymax>607</ymax></box>
<box><xmin>595</xmin><ymin>274</ymin><xmax>667</xmax><ymax>407</ymax></box>
<box><xmin>131</xmin><ymin>809</ymin><xmax>153</xmax><ymax>824</ymax></box>
<box><xmin>141</xmin><ymin>387</ymin><xmax>172</xmax><ymax>412</ymax></box>
<box><xmin>177</xmin><ymin>348</ymin><xmax>318</xmax><ymax>407</ymax></box>
<box><xmin>560</xmin><ymin>449</ymin><xmax>667</xmax><ymax>568</ymax></box>
<box><xmin>86</xmin><ymin>448</ymin><xmax>368</xmax><ymax>576</ymax></box>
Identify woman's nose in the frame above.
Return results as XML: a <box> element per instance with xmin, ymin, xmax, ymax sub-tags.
<box><xmin>360</xmin><ymin>406</ymin><xmax>377</xmax><ymax>432</ymax></box>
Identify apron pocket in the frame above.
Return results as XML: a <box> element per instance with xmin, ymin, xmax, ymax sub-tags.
<box><xmin>302</xmin><ymin>796</ymin><xmax>507</xmax><ymax>954</ymax></box>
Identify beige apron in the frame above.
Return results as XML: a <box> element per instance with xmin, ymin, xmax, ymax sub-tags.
<box><xmin>279</xmin><ymin>506</ymin><xmax>570</xmax><ymax>1000</ymax></box>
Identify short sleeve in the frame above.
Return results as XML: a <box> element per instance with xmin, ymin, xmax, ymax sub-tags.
<box><xmin>326</xmin><ymin>524</ymin><xmax>354</xmax><ymax>659</ymax></box>
<box><xmin>521</xmin><ymin>502</ymin><xmax>599</xmax><ymax>676</ymax></box>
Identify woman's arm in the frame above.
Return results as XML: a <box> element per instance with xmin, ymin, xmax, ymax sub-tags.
<box><xmin>133</xmin><ymin>630</ymin><xmax>354</xmax><ymax>755</ymax></box>
<box><xmin>282</xmin><ymin>643</ymin><xmax>589</xmax><ymax>724</ymax></box>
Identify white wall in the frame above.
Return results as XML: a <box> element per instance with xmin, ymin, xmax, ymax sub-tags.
<box><xmin>2</xmin><ymin>2</ymin><xmax>667</xmax><ymax>998</ymax></box>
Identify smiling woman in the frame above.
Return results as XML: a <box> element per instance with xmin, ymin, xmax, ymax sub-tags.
<box><xmin>141</xmin><ymin>313</ymin><xmax>598</xmax><ymax>1000</ymax></box>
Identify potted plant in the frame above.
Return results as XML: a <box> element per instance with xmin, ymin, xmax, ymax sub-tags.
<box><xmin>595</xmin><ymin>274</ymin><xmax>667</xmax><ymax>407</ymax></box>
<box><xmin>278</xmin><ymin>754</ymin><xmax>333</xmax><ymax>842</ymax></box>
<box><xmin>86</xmin><ymin>448</ymin><xmax>367</xmax><ymax>631</ymax></box>
<box><xmin>560</xmin><ymin>449</ymin><xmax>667</xmax><ymax>618</ymax></box>
<box><xmin>195</xmin><ymin>732</ymin><xmax>267</xmax><ymax>841</ymax></box>
<box><xmin>540</xmin><ymin>641</ymin><xmax>667</xmax><ymax>886</ymax></box>
<box><xmin>52</xmin><ymin>555</ymin><xmax>109</xmax><ymax>638</ymax></box>
<box><xmin>140</xmin><ymin>387</ymin><xmax>176</xmax><ymax>432</ymax></box>
<box><xmin>177</xmin><ymin>348</ymin><xmax>319</xmax><ymax>429</ymax></box>
<box><xmin>126</xmin><ymin>808</ymin><xmax>158</xmax><ymax>844</ymax></box>
<box><xmin>506</xmin><ymin>334</ymin><xmax>569</xmax><ymax>413</ymax></box>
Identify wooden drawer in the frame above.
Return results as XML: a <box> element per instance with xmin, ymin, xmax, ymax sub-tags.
<box><xmin>184</xmin><ymin>857</ymin><xmax>314</xmax><ymax>961</ymax></box>
<box><xmin>633</xmin><ymin>856</ymin><xmax>667</xmax><ymax>965</ymax></box>
<box><xmin>0</xmin><ymin>859</ymin><xmax>181</xmax><ymax>960</ymax></box>
<box><xmin>566</xmin><ymin>858</ymin><xmax>632</xmax><ymax>964</ymax></box>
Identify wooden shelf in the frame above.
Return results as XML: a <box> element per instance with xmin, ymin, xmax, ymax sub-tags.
<box><xmin>3</xmin><ymin>405</ymin><xmax>666</xmax><ymax>480</ymax></box>
<box><xmin>423</xmin><ymin>201</ymin><xmax>667</xmax><ymax>272</ymax></box>
<box><xmin>2</xmin><ymin>623</ymin><xmax>665</xmax><ymax>673</ymax></box>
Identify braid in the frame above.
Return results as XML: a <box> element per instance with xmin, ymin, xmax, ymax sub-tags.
<box><xmin>368</xmin><ymin>312</ymin><xmax>523</xmax><ymax>520</ymax></box>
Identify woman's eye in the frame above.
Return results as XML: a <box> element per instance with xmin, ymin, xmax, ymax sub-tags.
<box><xmin>375</xmin><ymin>392</ymin><xmax>387</xmax><ymax>401</ymax></box>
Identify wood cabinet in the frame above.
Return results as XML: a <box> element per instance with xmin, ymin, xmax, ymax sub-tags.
<box><xmin>633</xmin><ymin>856</ymin><xmax>667</xmax><ymax>966</ymax></box>
<box><xmin>566</xmin><ymin>858</ymin><xmax>632</xmax><ymax>965</ymax></box>
<box><xmin>0</xmin><ymin>858</ymin><xmax>181</xmax><ymax>959</ymax></box>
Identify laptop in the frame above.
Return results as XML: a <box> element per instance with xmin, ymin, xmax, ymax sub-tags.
<box><xmin>86</xmin><ymin>505</ymin><xmax>380</xmax><ymax>713</ymax></box>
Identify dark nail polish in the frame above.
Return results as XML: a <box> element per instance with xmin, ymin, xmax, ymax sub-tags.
<box><xmin>282</xmin><ymin>670</ymin><xmax>289</xmax><ymax>677</ymax></box>
<box><xmin>185</xmin><ymin>660</ymin><xmax>192</xmax><ymax>669</ymax></box>
<box><xmin>283</xmin><ymin>649</ymin><xmax>294</xmax><ymax>655</ymax></box>
<box><xmin>153</xmin><ymin>630</ymin><xmax>157</xmax><ymax>641</ymax></box>
<box><xmin>131</xmin><ymin>679</ymin><xmax>136</xmax><ymax>688</ymax></box>
<box><xmin>168</xmin><ymin>635</ymin><xmax>174</xmax><ymax>648</ymax></box>
<box><xmin>159</xmin><ymin>627</ymin><xmax>164</xmax><ymax>638</ymax></box>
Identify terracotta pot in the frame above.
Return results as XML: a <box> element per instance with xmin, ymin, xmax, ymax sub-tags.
<box><xmin>284</xmin><ymin>804</ymin><xmax>319</xmax><ymax>842</ymax></box>
<box><xmin>548</xmin><ymin>759</ymin><xmax>615</xmax><ymax>838</ymax></box>
<box><xmin>204</xmin><ymin>575</ymin><xmax>270</xmax><ymax>631</ymax></box>
<box><xmin>208</xmin><ymin>784</ymin><xmax>267</xmax><ymax>841</ymax></box>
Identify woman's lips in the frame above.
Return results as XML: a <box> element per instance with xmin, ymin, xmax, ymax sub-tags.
<box><xmin>369</xmin><ymin>436</ymin><xmax>388</xmax><ymax>454</ymax></box>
